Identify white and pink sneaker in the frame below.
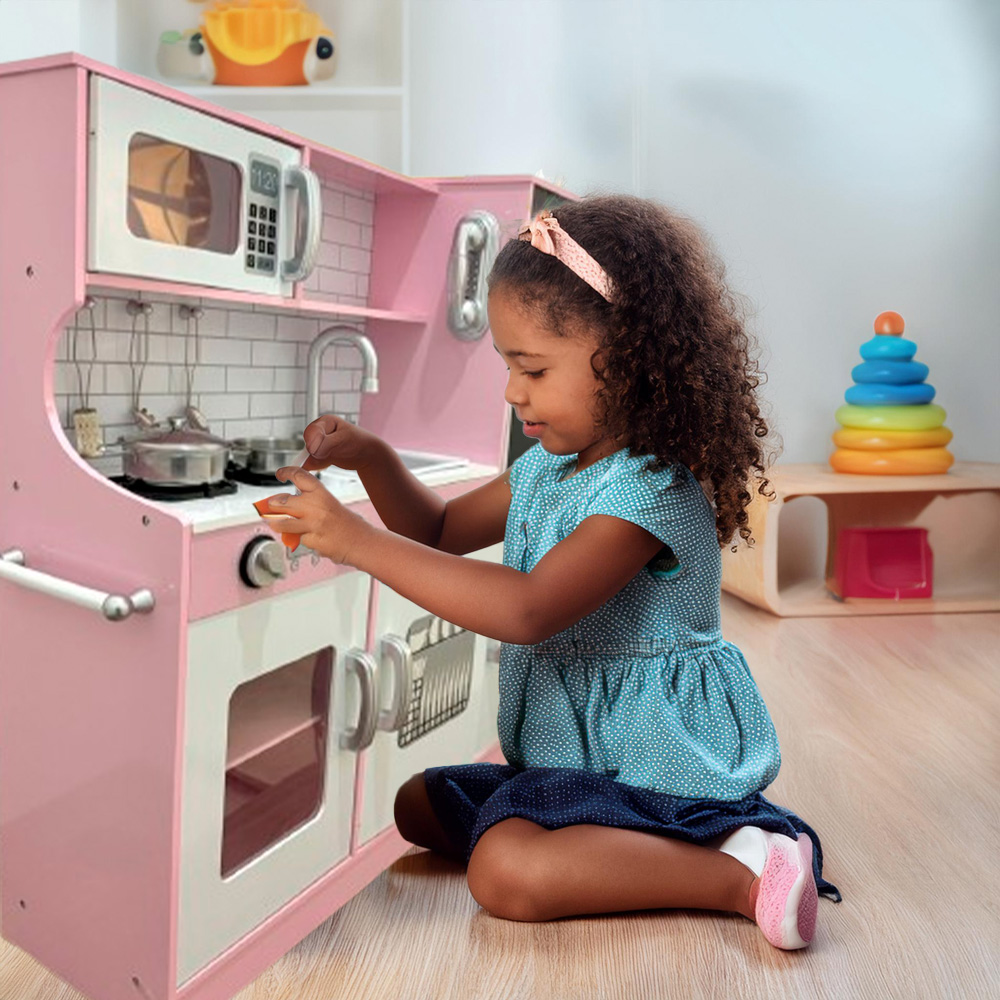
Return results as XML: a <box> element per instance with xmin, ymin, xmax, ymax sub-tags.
<box><xmin>715</xmin><ymin>825</ymin><xmax>819</xmax><ymax>950</ymax></box>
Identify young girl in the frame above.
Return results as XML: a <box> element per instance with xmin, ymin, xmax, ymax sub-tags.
<box><xmin>266</xmin><ymin>195</ymin><xmax>841</xmax><ymax>950</ymax></box>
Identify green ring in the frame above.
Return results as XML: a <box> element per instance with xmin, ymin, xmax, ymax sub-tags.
<box><xmin>835</xmin><ymin>403</ymin><xmax>946</xmax><ymax>431</ymax></box>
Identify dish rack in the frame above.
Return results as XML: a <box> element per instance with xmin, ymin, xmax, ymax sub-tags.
<box><xmin>398</xmin><ymin>614</ymin><xmax>475</xmax><ymax>747</ymax></box>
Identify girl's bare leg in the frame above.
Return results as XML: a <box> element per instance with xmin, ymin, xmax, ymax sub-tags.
<box><xmin>394</xmin><ymin>773</ymin><xmax>466</xmax><ymax>861</ymax></box>
<box><xmin>466</xmin><ymin>817</ymin><xmax>760</xmax><ymax>923</ymax></box>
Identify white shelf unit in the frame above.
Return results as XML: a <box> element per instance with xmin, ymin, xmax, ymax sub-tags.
<box><xmin>102</xmin><ymin>0</ymin><xmax>410</xmax><ymax>172</ymax></box>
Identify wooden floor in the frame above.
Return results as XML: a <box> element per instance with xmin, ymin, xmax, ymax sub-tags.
<box><xmin>3</xmin><ymin>596</ymin><xmax>998</xmax><ymax>999</ymax></box>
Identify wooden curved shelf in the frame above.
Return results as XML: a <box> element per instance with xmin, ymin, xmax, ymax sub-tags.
<box><xmin>721</xmin><ymin>462</ymin><xmax>1000</xmax><ymax>617</ymax></box>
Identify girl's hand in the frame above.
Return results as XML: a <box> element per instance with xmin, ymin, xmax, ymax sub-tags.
<box><xmin>300</xmin><ymin>414</ymin><xmax>380</xmax><ymax>473</ymax></box>
<box><xmin>263</xmin><ymin>467</ymin><xmax>373</xmax><ymax>564</ymax></box>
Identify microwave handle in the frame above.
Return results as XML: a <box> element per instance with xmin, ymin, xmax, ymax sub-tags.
<box><xmin>281</xmin><ymin>164</ymin><xmax>321</xmax><ymax>283</ymax></box>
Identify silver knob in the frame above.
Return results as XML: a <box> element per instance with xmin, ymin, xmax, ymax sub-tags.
<box><xmin>239</xmin><ymin>536</ymin><xmax>287</xmax><ymax>588</ymax></box>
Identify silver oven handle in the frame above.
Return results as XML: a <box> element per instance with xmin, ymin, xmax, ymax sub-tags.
<box><xmin>377</xmin><ymin>634</ymin><xmax>413</xmax><ymax>732</ymax></box>
<box><xmin>0</xmin><ymin>548</ymin><xmax>155</xmax><ymax>622</ymax></box>
<box><xmin>340</xmin><ymin>648</ymin><xmax>378</xmax><ymax>752</ymax></box>
<box><xmin>281</xmin><ymin>164</ymin><xmax>321</xmax><ymax>283</ymax></box>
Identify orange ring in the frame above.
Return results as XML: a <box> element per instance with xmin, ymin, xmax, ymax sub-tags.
<box><xmin>829</xmin><ymin>448</ymin><xmax>954</xmax><ymax>475</ymax></box>
<box><xmin>832</xmin><ymin>427</ymin><xmax>953</xmax><ymax>450</ymax></box>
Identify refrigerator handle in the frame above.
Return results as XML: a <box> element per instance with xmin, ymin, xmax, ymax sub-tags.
<box><xmin>377</xmin><ymin>634</ymin><xmax>413</xmax><ymax>732</ymax></box>
<box><xmin>281</xmin><ymin>164</ymin><xmax>321</xmax><ymax>283</ymax></box>
<box><xmin>340</xmin><ymin>648</ymin><xmax>378</xmax><ymax>752</ymax></box>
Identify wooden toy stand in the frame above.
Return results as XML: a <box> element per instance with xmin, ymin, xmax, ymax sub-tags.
<box><xmin>721</xmin><ymin>462</ymin><xmax>1000</xmax><ymax>616</ymax></box>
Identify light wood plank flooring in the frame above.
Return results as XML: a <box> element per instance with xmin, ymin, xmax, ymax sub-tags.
<box><xmin>3</xmin><ymin>596</ymin><xmax>997</xmax><ymax>999</ymax></box>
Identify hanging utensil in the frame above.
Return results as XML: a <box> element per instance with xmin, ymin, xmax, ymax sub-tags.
<box><xmin>70</xmin><ymin>296</ymin><xmax>103</xmax><ymax>458</ymax></box>
<box><xmin>127</xmin><ymin>299</ymin><xmax>157</xmax><ymax>429</ymax></box>
<box><xmin>179</xmin><ymin>304</ymin><xmax>210</xmax><ymax>432</ymax></box>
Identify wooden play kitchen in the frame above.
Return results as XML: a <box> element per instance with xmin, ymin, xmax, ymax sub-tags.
<box><xmin>0</xmin><ymin>52</ymin><xmax>570</xmax><ymax>1000</ymax></box>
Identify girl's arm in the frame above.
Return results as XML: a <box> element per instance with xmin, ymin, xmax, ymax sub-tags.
<box><xmin>350</xmin><ymin>437</ymin><xmax>511</xmax><ymax>555</ymax></box>
<box><xmin>266</xmin><ymin>468</ymin><xmax>662</xmax><ymax>644</ymax></box>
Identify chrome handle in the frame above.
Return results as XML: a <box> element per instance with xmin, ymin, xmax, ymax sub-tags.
<box><xmin>340</xmin><ymin>648</ymin><xmax>377</xmax><ymax>752</ymax></box>
<box><xmin>0</xmin><ymin>549</ymin><xmax>155</xmax><ymax>622</ymax></box>
<box><xmin>281</xmin><ymin>164</ymin><xmax>321</xmax><ymax>283</ymax></box>
<box><xmin>447</xmin><ymin>211</ymin><xmax>499</xmax><ymax>341</ymax></box>
<box><xmin>377</xmin><ymin>634</ymin><xmax>413</xmax><ymax>732</ymax></box>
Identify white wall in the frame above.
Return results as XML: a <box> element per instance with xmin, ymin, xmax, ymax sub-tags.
<box><xmin>410</xmin><ymin>0</ymin><xmax>1000</xmax><ymax>464</ymax></box>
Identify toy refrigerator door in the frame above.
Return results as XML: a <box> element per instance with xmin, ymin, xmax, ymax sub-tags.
<box><xmin>358</xmin><ymin>544</ymin><xmax>503</xmax><ymax>844</ymax></box>
<box><xmin>176</xmin><ymin>571</ymin><xmax>372</xmax><ymax>988</ymax></box>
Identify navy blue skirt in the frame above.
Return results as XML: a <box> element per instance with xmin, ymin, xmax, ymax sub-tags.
<box><xmin>423</xmin><ymin>763</ymin><xmax>841</xmax><ymax>903</ymax></box>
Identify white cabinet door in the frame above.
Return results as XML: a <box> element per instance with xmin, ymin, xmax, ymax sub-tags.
<box><xmin>177</xmin><ymin>572</ymin><xmax>373</xmax><ymax>987</ymax></box>
<box><xmin>358</xmin><ymin>543</ymin><xmax>503</xmax><ymax>845</ymax></box>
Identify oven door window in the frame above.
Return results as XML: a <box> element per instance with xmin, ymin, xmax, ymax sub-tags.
<box><xmin>127</xmin><ymin>133</ymin><xmax>242</xmax><ymax>254</ymax></box>
<box><xmin>222</xmin><ymin>648</ymin><xmax>332</xmax><ymax>877</ymax></box>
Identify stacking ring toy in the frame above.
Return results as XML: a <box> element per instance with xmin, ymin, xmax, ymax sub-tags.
<box><xmin>832</xmin><ymin>427</ymin><xmax>953</xmax><ymax>450</ymax></box>
<box><xmin>845</xmin><ymin>382</ymin><xmax>936</xmax><ymax>406</ymax></box>
<box><xmin>829</xmin><ymin>447</ymin><xmax>954</xmax><ymax>475</ymax></box>
<box><xmin>835</xmin><ymin>403</ymin><xmax>946</xmax><ymax>431</ymax></box>
<box><xmin>851</xmin><ymin>360</ymin><xmax>929</xmax><ymax>385</ymax></box>
<box><xmin>859</xmin><ymin>336</ymin><xmax>917</xmax><ymax>361</ymax></box>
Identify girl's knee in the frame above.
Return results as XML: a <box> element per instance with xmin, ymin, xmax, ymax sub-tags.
<box><xmin>393</xmin><ymin>773</ymin><xmax>433</xmax><ymax>844</ymax></box>
<box><xmin>466</xmin><ymin>821</ymin><xmax>551</xmax><ymax>921</ymax></box>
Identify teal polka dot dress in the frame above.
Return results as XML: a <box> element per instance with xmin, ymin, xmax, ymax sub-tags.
<box><xmin>422</xmin><ymin>444</ymin><xmax>841</xmax><ymax>902</ymax></box>
<box><xmin>498</xmin><ymin>443</ymin><xmax>781</xmax><ymax>799</ymax></box>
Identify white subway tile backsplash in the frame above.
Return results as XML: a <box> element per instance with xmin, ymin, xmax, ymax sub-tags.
<box><xmin>251</xmin><ymin>340</ymin><xmax>299</xmax><ymax>368</ymax></box>
<box><xmin>343</xmin><ymin>194</ymin><xmax>373</xmax><ymax>225</ymax></box>
<box><xmin>223</xmin><ymin>418</ymin><xmax>273</xmax><ymax>440</ymax></box>
<box><xmin>321</xmin><ymin>216</ymin><xmax>361</xmax><ymax>248</ymax></box>
<box><xmin>200</xmin><ymin>393</ymin><xmax>250</xmax><ymax>421</ymax></box>
<box><xmin>321</xmin><ymin>368</ymin><xmax>357</xmax><ymax>393</ymax></box>
<box><xmin>199</xmin><ymin>337</ymin><xmax>252</xmax><ymax>366</ymax></box>
<box><xmin>277</xmin><ymin>316</ymin><xmax>320</xmax><ymax>342</ymax></box>
<box><xmin>273</xmin><ymin>368</ymin><xmax>306</xmax><ymax>393</ymax></box>
<box><xmin>340</xmin><ymin>247</ymin><xmax>372</xmax><ymax>274</ymax></box>
<box><xmin>321</xmin><ymin>189</ymin><xmax>345</xmax><ymax>217</ymax></box>
<box><xmin>319</xmin><ymin>269</ymin><xmax>356</xmax><ymax>296</ymax></box>
<box><xmin>95</xmin><ymin>330</ymin><xmax>133</xmax><ymax>362</ymax></box>
<box><xmin>250</xmin><ymin>393</ymin><xmax>295</xmax><ymax>418</ymax></box>
<box><xmin>227</xmin><ymin>366</ymin><xmax>275</xmax><ymax>392</ymax></box>
<box><xmin>227</xmin><ymin>310</ymin><xmax>276</xmax><ymax>340</ymax></box>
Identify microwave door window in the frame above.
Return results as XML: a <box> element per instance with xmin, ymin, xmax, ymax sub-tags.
<box><xmin>127</xmin><ymin>133</ymin><xmax>241</xmax><ymax>254</ymax></box>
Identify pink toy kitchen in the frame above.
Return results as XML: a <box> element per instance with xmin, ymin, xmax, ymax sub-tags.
<box><xmin>0</xmin><ymin>52</ymin><xmax>571</xmax><ymax>1000</ymax></box>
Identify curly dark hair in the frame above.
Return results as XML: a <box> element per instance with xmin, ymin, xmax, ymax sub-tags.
<box><xmin>489</xmin><ymin>194</ymin><xmax>776</xmax><ymax>549</ymax></box>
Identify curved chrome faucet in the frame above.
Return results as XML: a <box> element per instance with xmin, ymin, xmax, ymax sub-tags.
<box><xmin>306</xmin><ymin>324</ymin><xmax>379</xmax><ymax>425</ymax></box>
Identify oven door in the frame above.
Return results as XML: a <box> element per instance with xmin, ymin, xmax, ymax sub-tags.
<box><xmin>176</xmin><ymin>571</ymin><xmax>373</xmax><ymax>987</ymax></box>
<box><xmin>88</xmin><ymin>76</ymin><xmax>320</xmax><ymax>296</ymax></box>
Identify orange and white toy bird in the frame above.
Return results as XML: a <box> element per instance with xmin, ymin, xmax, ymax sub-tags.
<box><xmin>157</xmin><ymin>0</ymin><xmax>336</xmax><ymax>86</ymax></box>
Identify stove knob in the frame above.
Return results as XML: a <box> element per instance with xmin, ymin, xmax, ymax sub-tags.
<box><xmin>240</xmin><ymin>536</ymin><xmax>287</xmax><ymax>588</ymax></box>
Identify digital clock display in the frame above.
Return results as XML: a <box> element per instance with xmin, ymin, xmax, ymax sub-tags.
<box><xmin>250</xmin><ymin>160</ymin><xmax>280</xmax><ymax>197</ymax></box>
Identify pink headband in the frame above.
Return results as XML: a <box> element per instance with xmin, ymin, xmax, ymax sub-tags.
<box><xmin>517</xmin><ymin>210</ymin><xmax>613</xmax><ymax>302</ymax></box>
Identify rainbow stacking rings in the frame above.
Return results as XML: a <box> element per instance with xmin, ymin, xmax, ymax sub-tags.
<box><xmin>830</xmin><ymin>312</ymin><xmax>953</xmax><ymax>475</ymax></box>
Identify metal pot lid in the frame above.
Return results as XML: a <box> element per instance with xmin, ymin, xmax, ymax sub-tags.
<box><xmin>132</xmin><ymin>427</ymin><xmax>230</xmax><ymax>452</ymax></box>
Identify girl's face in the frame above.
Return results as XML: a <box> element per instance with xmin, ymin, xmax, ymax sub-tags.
<box><xmin>488</xmin><ymin>287</ymin><xmax>617</xmax><ymax>471</ymax></box>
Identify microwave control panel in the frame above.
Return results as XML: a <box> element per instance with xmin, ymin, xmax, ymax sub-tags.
<box><xmin>245</xmin><ymin>155</ymin><xmax>281</xmax><ymax>275</ymax></box>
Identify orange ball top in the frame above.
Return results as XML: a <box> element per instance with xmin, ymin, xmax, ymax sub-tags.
<box><xmin>874</xmin><ymin>311</ymin><xmax>905</xmax><ymax>336</ymax></box>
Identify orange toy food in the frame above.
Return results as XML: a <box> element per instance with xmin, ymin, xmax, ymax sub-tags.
<box><xmin>253</xmin><ymin>497</ymin><xmax>301</xmax><ymax>551</ymax></box>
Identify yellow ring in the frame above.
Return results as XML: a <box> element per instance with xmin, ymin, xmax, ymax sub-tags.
<box><xmin>829</xmin><ymin>448</ymin><xmax>954</xmax><ymax>475</ymax></box>
<box><xmin>835</xmin><ymin>403</ymin><xmax>946</xmax><ymax>431</ymax></box>
<box><xmin>832</xmin><ymin>427</ymin><xmax>953</xmax><ymax>450</ymax></box>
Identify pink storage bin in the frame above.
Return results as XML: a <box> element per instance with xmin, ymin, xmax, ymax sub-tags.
<box><xmin>834</xmin><ymin>526</ymin><xmax>933</xmax><ymax>599</ymax></box>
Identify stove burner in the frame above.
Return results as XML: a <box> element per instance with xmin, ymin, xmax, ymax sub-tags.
<box><xmin>227</xmin><ymin>463</ymin><xmax>322</xmax><ymax>487</ymax></box>
<box><xmin>111</xmin><ymin>475</ymin><xmax>239</xmax><ymax>501</ymax></box>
